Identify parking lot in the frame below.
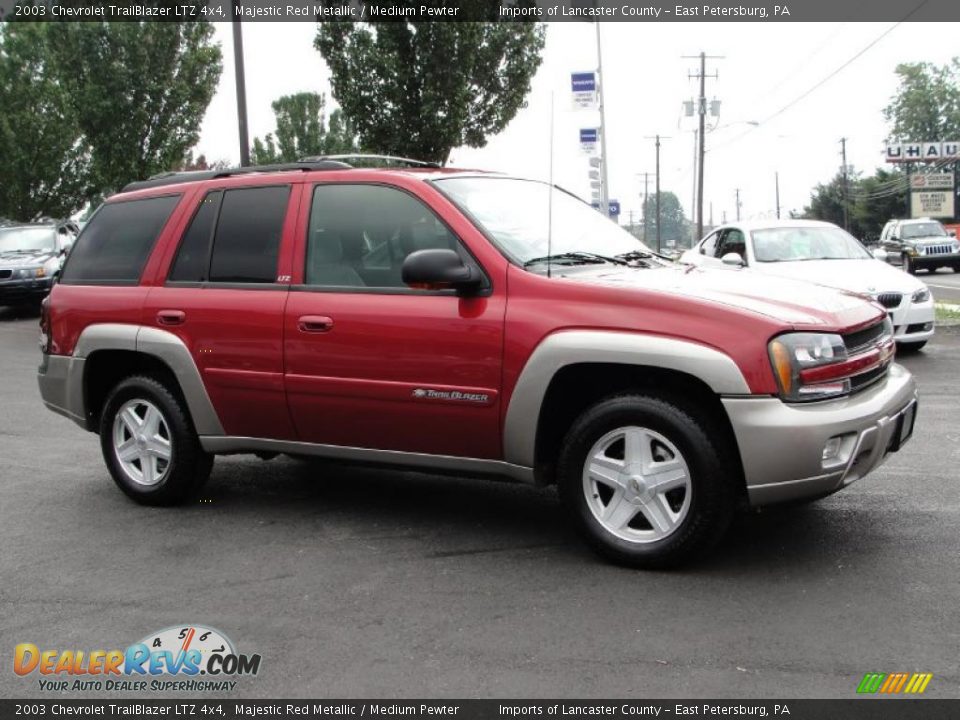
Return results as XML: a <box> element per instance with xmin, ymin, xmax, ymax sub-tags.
<box><xmin>1</xmin><ymin>306</ymin><xmax>957</xmax><ymax>699</ymax></box>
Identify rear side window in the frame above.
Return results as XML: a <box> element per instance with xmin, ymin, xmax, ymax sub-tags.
<box><xmin>169</xmin><ymin>191</ymin><xmax>222</xmax><ymax>282</ymax></box>
<box><xmin>208</xmin><ymin>186</ymin><xmax>289</xmax><ymax>283</ymax></box>
<box><xmin>60</xmin><ymin>195</ymin><xmax>179</xmax><ymax>284</ymax></box>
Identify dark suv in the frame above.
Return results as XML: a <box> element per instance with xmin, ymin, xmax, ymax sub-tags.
<box><xmin>879</xmin><ymin>218</ymin><xmax>960</xmax><ymax>274</ymax></box>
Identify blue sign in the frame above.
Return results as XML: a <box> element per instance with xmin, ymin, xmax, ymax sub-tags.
<box><xmin>608</xmin><ymin>200</ymin><xmax>620</xmax><ymax>217</ymax></box>
<box><xmin>579</xmin><ymin>128</ymin><xmax>598</xmax><ymax>144</ymax></box>
<box><xmin>571</xmin><ymin>72</ymin><xmax>597</xmax><ymax>93</ymax></box>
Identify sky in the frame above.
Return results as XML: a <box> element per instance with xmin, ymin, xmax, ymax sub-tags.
<box><xmin>196</xmin><ymin>21</ymin><xmax>958</xmax><ymax>230</ymax></box>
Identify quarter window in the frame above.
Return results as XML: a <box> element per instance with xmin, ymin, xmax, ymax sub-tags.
<box><xmin>61</xmin><ymin>195</ymin><xmax>180</xmax><ymax>284</ymax></box>
<box><xmin>169</xmin><ymin>191</ymin><xmax>222</xmax><ymax>282</ymax></box>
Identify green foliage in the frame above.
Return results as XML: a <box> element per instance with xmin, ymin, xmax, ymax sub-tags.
<box><xmin>315</xmin><ymin>12</ymin><xmax>546</xmax><ymax>164</ymax></box>
<box><xmin>641</xmin><ymin>192</ymin><xmax>690</xmax><ymax>248</ymax></box>
<box><xmin>800</xmin><ymin>168</ymin><xmax>907</xmax><ymax>242</ymax></box>
<box><xmin>251</xmin><ymin>92</ymin><xmax>359</xmax><ymax>165</ymax></box>
<box><xmin>49</xmin><ymin>19</ymin><xmax>222</xmax><ymax>196</ymax></box>
<box><xmin>884</xmin><ymin>59</ymin><xmax>960</xmax><ymax>141</ymax></box>
<box><xmin>0</xmin><ymin>22</ymin><xmax>91</xmax><ymax>221</ymax></box>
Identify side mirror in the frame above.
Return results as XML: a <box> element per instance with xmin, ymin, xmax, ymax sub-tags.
<box><xmin>871</xmin><ymin>248</ymin><xmax>888</xmax><ymax>261</ymax></box>
<box><xmin>401</xmin><ymin>249</ymin><xmax>482</xmax><ymax>292</ymax></box>
<box><xmin>721</xmin><ymin>252</ymin><xmax>745</xmax><ymax>267</ymax></box>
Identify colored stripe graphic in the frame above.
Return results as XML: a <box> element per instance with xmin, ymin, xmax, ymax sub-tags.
<box><xmin>858</xmin><ymin>672</ymin><xmax>932</xmax><ymax>694</ymax></box>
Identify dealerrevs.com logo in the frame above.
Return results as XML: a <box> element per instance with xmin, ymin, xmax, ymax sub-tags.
<box><xmin>14</xmin><ymin>625</ymin><xmax>261</xmax><ymax>693</ymax></box>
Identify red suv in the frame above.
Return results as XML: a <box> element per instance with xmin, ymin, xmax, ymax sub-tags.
<box><xmin>38</xmin><ymin>157</ymin><xmax>918</xmax><ymax>567</ymax></box>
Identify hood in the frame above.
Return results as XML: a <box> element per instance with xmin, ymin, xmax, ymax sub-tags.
<box><xmin>558</xmin><ymin>263</ymin><xmax>882</xmax><ymax>329</ymax></box>
<box><xmin>904</xmin><ymin>234</ymin><xmax>953</xmax><ymax>246</ymax></box>
<box><xmin>0</xmin><ymin>249</ymin><xmax>58</xmax><ymax>267</ymax></box>
<box><xmin>745</xmin><ymin>258</ymin><xmax>923</xmax><ymax>295</ymax></box>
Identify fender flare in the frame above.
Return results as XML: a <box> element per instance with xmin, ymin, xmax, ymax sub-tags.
<box><xmin>75</xmin><ymin>323</ymin><xmax>224</xmax><ymax>436</ymax></box>
<box><xmin>502</xmin><ymin>330</ymin><xmax>751</xmax><ymax>468</ymax></box>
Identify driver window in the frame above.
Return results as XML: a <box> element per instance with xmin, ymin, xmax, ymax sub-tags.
<box><xmin>716</xmin><ymin>229</ymin><xmax>747</xmax><ymax>263</ymax></box>
<box><xmin>700</xmin><ymin>231</ymin><xmax>720</xmax><ymax>257</ymax></box>
<box><xmin>305</xmin><ymin>184</ymin><xmax>463</xmax><ymax>290</ymax></box>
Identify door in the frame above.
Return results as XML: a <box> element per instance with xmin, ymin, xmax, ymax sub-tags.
<box><xmin>144</xmin><ymin>184</ymin><xmax>298</xmax><ymax>440</ymax></box>
<box><xmin>284</xmin><ymin>183</ymin><xmax>505</xmax><ymax>460</ymax></box>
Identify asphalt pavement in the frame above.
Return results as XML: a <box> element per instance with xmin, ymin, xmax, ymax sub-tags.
<box><xmin>1</xmin><ymin>305</ymin><xmax>958</xmax><ymax>699</ymax></box>
<box><xmin>922</xmin><ymin>268</ymin><xmax>960</xmax><ymax>305</ymax></box>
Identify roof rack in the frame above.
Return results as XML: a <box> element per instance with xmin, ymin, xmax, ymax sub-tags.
<box><xmin>300</xmin><ymin>154</ymin><xmax>441</xmax><ymax>168</ymax></box>
<box><xmin>119</xmin><ymin>159</ymin><xmax>353</xmax><ymax>193</ymax></box>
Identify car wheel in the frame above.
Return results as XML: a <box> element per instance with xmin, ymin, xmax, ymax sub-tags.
<box><xmin>557</xmin><ymin>394</ymin><xmax>737</xmax><ymax>569</ymax></box>
<box><xmin>903</xmin><ymin>255</ymin><xmax>915</xmax><ymax>274</ymax></box>
<box><xmin>99</xmin><ymin>375</ymin><xmax>213</xmax><ymax>506</ymax></box>
<box><xmin>897</xmin><ymin>341</ymin><xmax>927</xmax><ymax>353</ymax></box>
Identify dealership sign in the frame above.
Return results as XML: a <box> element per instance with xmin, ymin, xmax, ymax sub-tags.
<box><xmin>580</xmin><ymin>127</ymin><xmax>598</xmax><ymax>155</ymax></box>
<box><xmin>571</xmin><ymin>72</ymin><xmax>597</xmax><ymax>110</ymax></box>
<box><xmin>910</xmin><ymin>173</ymin><xmax>954</xmax><ymax>190</ymax></box>
<box><xmin>885</xmin><ymin>141</ymin><xmax>960</xmax><ymax>162</ymax></box>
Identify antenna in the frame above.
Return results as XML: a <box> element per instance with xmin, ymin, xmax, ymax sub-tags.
<box><xmin>547</xmin><ymin>90</ymin><xmax>555</xmax><ymax>279</ymax></box>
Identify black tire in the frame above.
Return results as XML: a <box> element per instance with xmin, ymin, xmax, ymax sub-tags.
<box><xmin>556</xmin><ymin>394</ymin><xmax>738</xmax><ymax>569</ymax></box>
<box><xmin>903</xmin><ymin>255</ymin><xmax>915</xmax><ymax>274</ymax></box>
<box><xmin>898</xmin><ymin>341</ymin><xmax>927</xmax><ymax>353</ymax></box>
<box><xmin>99</xmin><ymin>375</ymin><xmax>213</xmax><ymax>506</ymax></box>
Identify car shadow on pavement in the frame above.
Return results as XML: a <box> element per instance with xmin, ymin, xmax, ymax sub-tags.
<box><xmin>0</xmin><ymin>305</ymin><xmax>40</xmax><ymax>321</ymax></box>
<box><xmin>182</xmin><ymin>455</ymin><xmax>893</xmax><ymax>572</ymax></box>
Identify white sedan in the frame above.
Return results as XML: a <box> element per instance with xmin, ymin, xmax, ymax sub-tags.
<box><xmin>680</xmin><ymin>219</ymin><xmax>935</xmax><ymax>350</ymax></box>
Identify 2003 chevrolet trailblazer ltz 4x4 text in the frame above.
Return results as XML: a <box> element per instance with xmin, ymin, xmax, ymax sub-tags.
<box><xmin>37</xmin><ymin>157</ymin><xmax>918</xmax><ymax>568</ymax></box>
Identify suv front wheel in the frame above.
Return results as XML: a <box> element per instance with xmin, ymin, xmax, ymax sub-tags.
<box><xmin>557</xmin><ymin>394</ymin><xmax>737</xmax><ymax>569</ymax></box>
<box><xmin>99</xmin><ymin>375</ymin><xmax>213</xmax><ymax>506</ymax></box>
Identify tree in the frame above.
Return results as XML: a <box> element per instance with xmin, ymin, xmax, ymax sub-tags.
<box><xmin>0</xmin><ymin>22</ymin><xmax>92</xmax><ymax>221</ymax></box>
<box><xmin>642</xmin><ymin>192</ymin><xmax>690</xmax><ymax>248</ymax></box>
<box><xmin>801</xmin><ymin>168</ymin><xmax>907</xmax><ymax>242</ymax></box>
<box><xmin>884</xmin><ymin>59</ymin><xmax>960</xmax><ymax>141</ymax></box>
<box><xmin>50</xmin><ymin>21</ymin><xmax>222</xmax><ymax>195</ymax></box>
<box><xmin>315</xmin><ymin>12</ymin><xmax>545</xmax><ymax>164</ymax></box>
<box><xmin>251</xmin><ymin>92</ymin><xmax>358</xmax><ymax>165</ymax></box>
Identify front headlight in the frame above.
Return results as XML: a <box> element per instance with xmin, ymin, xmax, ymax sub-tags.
<box><xmin>905</xmin><ymin>246</ymin><xmax>919</xmax><ymax>256</ymax></box>
<box><xmin>769</xmin><ymin>332</ymin><xmax>849</xmax><ymax>402</ymax></box>
<box><xmin>16</xmin><ymin>267</ymin><xmax>45</xmax><ymax>279</ymax></box>
<box><xmin>912</xmin><ymin>287</ymin><xmax>931</xmax><ymax>303</ymax></box>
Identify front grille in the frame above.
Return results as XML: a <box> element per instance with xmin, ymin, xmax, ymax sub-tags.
<box><xmin>876</xmin><ymin>292</ymin><xmax>902</xmax><ymax>309</ymax></box>
<box><xmin>0</xmin><ymin>270</ymin><xmax>12</xmax><ymax>280</ymax></box>
<box><xmin>850</xmin><ymin>363</ymin><xmax>889</xmax><ymax>394</ymax></box>
<box><xmin>922</xmin><ymin>244</ymin><xmax>954</xmax><ymax>256</ymax></box>
<box><xmin>842</xmin><ymin>321</ymin><xmax>886</xmax><ymax>354</ymax></box>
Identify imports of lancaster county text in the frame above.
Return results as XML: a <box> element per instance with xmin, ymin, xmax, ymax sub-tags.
<box><xmin>500</xmin><ymin>4</ymin><xmax>789</xmax><ymax>18</ymax></box>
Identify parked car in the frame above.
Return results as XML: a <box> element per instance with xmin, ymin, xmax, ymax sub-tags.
<box><xmin>879</xmin><ymin>217</ymin><xmax>960</xmax><ymax>274</ymax></box>
<box><xmin>679</xmin><ymin>219</ymin><xmax>935</xmax><ymax>351</ymax></box>
<box><xmin>0</xmin><ymin>220</ymin><xmax>79</xmax><ymax>307</ymax></box>
<box><xmin>37</xmin><ymin>159</ymin><xmax>917</xmax><ymax>568</ymax></box>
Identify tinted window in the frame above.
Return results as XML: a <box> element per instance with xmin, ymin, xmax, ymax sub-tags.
<box><xmin>716</xmin><ymin>229</ymin><xmax>747</xmax><ymax>260</ymax></box>
<box><xmin>305</xmin><ymin>184</ymin><xmax>460</xmax><ymax>289</ymax></box>
<box><xmin>61</xmin><ymin>195</ymin><xmax>179</xmax><ymax>284</ymax></box>
<box><xmin>208</xmin><ymin>186</ymin><xmax>289</xmax><ymax>283</ymax></box>
<box><xmin>169</xmin><ymin>191</ymin><xmax>222</xmax><ymax>282</ymax></box>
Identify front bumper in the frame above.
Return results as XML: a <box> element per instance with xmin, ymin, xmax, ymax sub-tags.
<box><xmin>886</xmin><ymin>295</ymin><xmax>935</xmax><ymax>344</ymax></box>
<box><xmin>910</xmin><ymin>252</ymin><xmax>960</xmax><ymax>269</ymax></box>
<box><xmin>723</xmin><ymin>363</ymin><xmax>917</xmax><ymax>506</ymax></box>
<box><xmin>0</xmin><ymin>277</ymin><xmax>53</xmax><ymax>304</ymax></box>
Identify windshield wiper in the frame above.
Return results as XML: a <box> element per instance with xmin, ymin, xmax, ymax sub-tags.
<box><xmin>523</xmin><ymin>251</ymin><xmax>630</xmax><ymax>268</ymax></box>
<box><xmin>0</xmin><ymin>249</ymin><xmax>41</xmax><ymax>254</ymax></box>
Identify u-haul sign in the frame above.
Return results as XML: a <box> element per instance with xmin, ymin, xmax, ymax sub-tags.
<box><xmin>886</xmin><ymin>141</ymin><xmax>960</xmax><ymax>162</ymax></box>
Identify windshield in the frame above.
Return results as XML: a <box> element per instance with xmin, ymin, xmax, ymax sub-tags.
<box><xmin>751</xmin><ymin>226</ymin><xmax>871</xmax><ymax>262</ymax></box>
<box><xmin>902</xmin><ymin>222</ymin><xmax>946</xmax><ymax>239</ymax></box>
<box><xmin>435</xmin><ymin>177</ymin><xmax>662</xmax><ymax>268</ymax></box>
<box><xmin>0</xmin><ymin>227</ymin><xmax>56</xmax><ymax>253</ymax></box>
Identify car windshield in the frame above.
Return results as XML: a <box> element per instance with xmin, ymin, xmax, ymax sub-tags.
<box><xmin>434</xmin><ymin>177</ymin><xmax>662</xmax><ymax>268</ymax></box>
<box><xmin>751</xmin><ymin>226</ymin><xmax>872</xmax><ymax>262</ymax></box>
<box><xmin>902</xmin><ymin>222</ymin><xmax>947</xmax><ymax>239</ymax></box>
<box><xmin>0</xmin><ymin>227</ymin><xmax>56</xmax><ymax>253</ymax></box>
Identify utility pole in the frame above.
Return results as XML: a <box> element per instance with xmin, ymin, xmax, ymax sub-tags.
<box><xmin>644</xmin><ymin>136</ymin><xmax>670</xmax><ymax>252</ymax></box>
<box><xmin>735</xmin><ymin>188</ymin><xmax>742</xmax><ymax>221</ymax></box>
<box><xmin>691</xmin><ymin>129</ymin><xmax>698</xmax><ymax>227</ymax></box>
<box><xmin>637</xmin><ymin>172</ymin><xmax>651</xmax><ymax>244</ymax></box>
<box><xmin>683</xmin><ymin>51</ymin><xmax>723</xmax><ymax>242</ymax></box>
<box><xmin>775</xmin><ymin>171</ymin><xmax>781</xmax><ymax>219</ymax></box>
<box><xmin>839</xmin><ymin>137</ymin><xmax>849</xmax><ymax>231</ymax></box>
<box><xmin>232</xmin><ymin>18</ymin><xmax>250</xmax><ymax>167</ymax></box>
<box><xmin>595</xmin><ymin>24</ymin><xmax>610</xmax><ymax>217</ymax></box>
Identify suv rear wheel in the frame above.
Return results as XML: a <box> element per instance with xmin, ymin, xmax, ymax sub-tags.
<box><xmin>557</xmin><ymin>394</ymin><xmax>736</xmax><ymax>569</ymax></box>
<box><xmin>99</xmin><ymin>375</ymin><xmax>213</xmax><ymax>506</ymax></box>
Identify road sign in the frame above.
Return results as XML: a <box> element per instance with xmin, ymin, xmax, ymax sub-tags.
<box><xmin>571</xmin><ymin>72</ymin><xmax>597</xmax><ymax>110</ymax></box>
<box><xmin>580</xmin><ymin>128</ymin><xmax>598</xmax><ymax>155</ymax></box>
<box><xmin>608</xmin><ymin>200</ymin><xmax>620</xmax><ymax>217</ymax></box>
